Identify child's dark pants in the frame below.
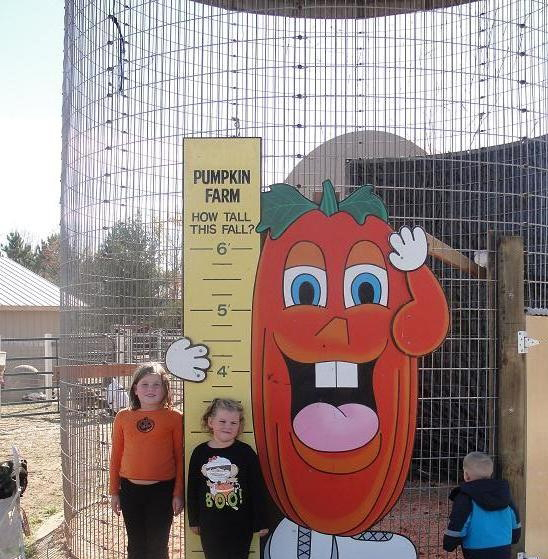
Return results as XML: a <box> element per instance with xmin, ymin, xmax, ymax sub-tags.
<box><xmin>200</xmin><ymin>529</ymin><xmax>252</xmax><ymax>559</ymax></box>
<box><xmin>120</xmin><ymin>478</ymin><xmax>174</xmax><ymax>559</ymax></box>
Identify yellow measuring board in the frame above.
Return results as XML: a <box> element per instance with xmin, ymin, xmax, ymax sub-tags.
<box><xmin>183</xmin><ymin>137</ymin><xmax>261</xmax><ymax>557</ymax></box>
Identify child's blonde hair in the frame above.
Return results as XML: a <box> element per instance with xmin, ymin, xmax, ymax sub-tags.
<box><xmin>201</xmin><ymin>398</ymin><xmax>244</xmax><ymax>433</ymax></box>
<box><xmin>129</xmin><ymin>362</ymin><xmax>172</xmax><ymax>410</ymax></box>
<box><xmin>463</xmin><ymin>451</ymin><xmax>494</xmax><ymax>480</ymax></box>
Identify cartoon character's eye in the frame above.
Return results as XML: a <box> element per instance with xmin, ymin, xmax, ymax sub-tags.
<box><xmin>283</xmin><ymin>266</ymin><xmax>327</xmax><ymax>307</ymax></box>
<box><xmin>344</xmin><ymin>264</ymin><xmax>388</xmax><ymax>307</ymax></box>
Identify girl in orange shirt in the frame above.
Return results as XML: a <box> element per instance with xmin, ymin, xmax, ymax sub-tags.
<box><xmin>109</xmin><ymin>363</ymin><xmax>183</xmax><ymax>559</ymax></box>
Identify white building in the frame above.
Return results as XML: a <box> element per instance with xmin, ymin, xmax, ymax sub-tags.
<box><xmin>0</xmin><ymin>256</ymin><xmax>59</xmax><ymax>401</ymax></box>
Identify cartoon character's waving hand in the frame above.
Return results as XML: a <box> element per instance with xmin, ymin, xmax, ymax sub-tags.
<box><xmin>165</xmin><ymin>337</ymin><xmax>210</xmax><ymax>382</ymax></box>
<box><xmin>389</xmin><ymin>226</ymin><xmax>427</xmax><ymax>271</ymax></box>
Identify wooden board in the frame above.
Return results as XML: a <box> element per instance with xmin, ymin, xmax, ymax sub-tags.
<box><xmin>525</xmin><ymin>315</ymin><xmax>548</xmax><ymax>556</ymax></box>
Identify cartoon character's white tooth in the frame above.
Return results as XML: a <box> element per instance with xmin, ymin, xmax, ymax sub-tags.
<box><xmin>336</xmin><ymin>361</ymin><xmax>358</xmax><ymax>387</ymax></box>
<box><xmin>315</xmin><ymin>361</ymin><xmax>336</xmax><ymax>387</ymax></box>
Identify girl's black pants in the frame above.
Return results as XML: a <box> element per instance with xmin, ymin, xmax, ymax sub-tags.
<box><xmin>200</xmin><ymin>528</ymin><xmax>252</xmax><ymax>559</ymax></box>
<box><xmin>120</xmin><ymin>478</ymin><xmax>174</xmax><ymax>559</ymax></box>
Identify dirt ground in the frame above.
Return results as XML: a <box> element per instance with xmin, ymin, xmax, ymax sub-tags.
<box><xmin>0</xmin><ymin>403</ymin><xmax>449</xmax><ymax>559</ymax></box>
<box><xmin>0</xmin><ymin>402</ymin><xmax>69</xmax><ymax>558</ymax></box>
<box><xmin>0</xmin><ymin>402</ymin><xmax>183</xmax><ymax>559</ymax></box>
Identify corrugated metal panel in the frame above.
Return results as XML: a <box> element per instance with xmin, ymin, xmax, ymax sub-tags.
<box><xmin>0</xmin><ymin>256</ymin><xmax>60</xmax><ymax>308</ymax></box>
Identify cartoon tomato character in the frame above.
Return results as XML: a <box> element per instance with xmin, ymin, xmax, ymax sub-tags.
<box><xmin>251</xmin><ymin>181</ymin><xmax>449</xmax><ymax>539</ymax></box>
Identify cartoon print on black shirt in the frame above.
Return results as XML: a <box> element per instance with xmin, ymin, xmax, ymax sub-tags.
<box><xmin>202</xmin><ymin>455</ymin><xmax>241</xmax><ymax>510</ymax></box>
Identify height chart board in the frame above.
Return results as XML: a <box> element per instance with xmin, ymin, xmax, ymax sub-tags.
<box><xmin>183</xmin><ymin>137</ymin><xmax>261</xmax><ymax>557</ymax></box>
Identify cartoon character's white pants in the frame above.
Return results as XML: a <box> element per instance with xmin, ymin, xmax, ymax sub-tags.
<box><xmin>264</xmin><ymin>518</ymin><xmax>417</xmax><ymax>559</ymax></box>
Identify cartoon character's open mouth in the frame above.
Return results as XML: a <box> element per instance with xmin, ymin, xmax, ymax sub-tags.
<box><xmin>284</xmin><ymin>355</ymin><xmax>378</xmax><ymax>452</ymax></box>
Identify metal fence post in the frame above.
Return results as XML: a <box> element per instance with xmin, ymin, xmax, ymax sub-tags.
<box><xmin>44</xmin><ymin>333</ymin><xmax>54</xmax><ymax>400</ymax></box>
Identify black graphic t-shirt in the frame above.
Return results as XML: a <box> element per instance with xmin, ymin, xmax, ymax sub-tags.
<box><xmin>187</xmin><ymin>439</ymin><xmax>268</xmax><ymax>537</ymax></box>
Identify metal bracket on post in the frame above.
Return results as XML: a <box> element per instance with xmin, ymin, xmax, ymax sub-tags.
<box><xmin>517</xmin><ymin>331</ymin><xmax>540</xmax><ymax>354</ymax></box>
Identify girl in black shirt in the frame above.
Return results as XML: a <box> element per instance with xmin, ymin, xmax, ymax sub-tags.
<box><xmin>187</xmin><ymin>398</ymin><xmax>269</xmax><ymax>559</ymax></box>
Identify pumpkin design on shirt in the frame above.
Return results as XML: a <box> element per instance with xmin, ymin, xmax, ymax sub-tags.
<box><xmin>136</xmin><ymin>416</ymin><xmax>155</xmax><ymax>433</ymax></box>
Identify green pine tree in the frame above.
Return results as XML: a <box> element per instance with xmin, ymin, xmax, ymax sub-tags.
<box><xmin>34</xmin><ymin>233</ymin><xmax>60</xmax><ymax>284</ymax></box>
<box><xmin>1</xmin><ymin>231</ymin><xmax>36</xmax><ymax>270</ymax></box>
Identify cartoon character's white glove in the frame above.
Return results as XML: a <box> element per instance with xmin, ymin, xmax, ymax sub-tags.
<box><xmin>389</xmin><ymin>226</ymin><xmax>428</xmax><ymax>272</ymax></box>
<box><xmin>165</xmin><ymin>337</ymin><xmax>210</xmax><ymax>382</ymax></box>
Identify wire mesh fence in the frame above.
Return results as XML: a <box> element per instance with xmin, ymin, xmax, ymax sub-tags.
<box><xmin>61</xmin><ymin>0</ymin><xmax>548</xmax><ymax>557</ymax></box>
<box><xmin>58</xmin><ymin>330</ymin><xmax>184</xmax><ymax>558</ymax></box>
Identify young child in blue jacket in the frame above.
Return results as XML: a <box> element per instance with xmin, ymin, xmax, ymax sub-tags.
<box><xmin>443</xmin><ymin>451</ymin><xmax>521</xmax><ymax>559</ymax></box>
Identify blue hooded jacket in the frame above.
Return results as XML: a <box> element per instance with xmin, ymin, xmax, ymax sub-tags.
<box><xmin>443</xmin><ymin>479</ymin><xmax>521</xmax><ymax>559</ymax></box>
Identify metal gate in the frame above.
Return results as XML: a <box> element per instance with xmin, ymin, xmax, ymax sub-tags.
<box><xmin>0</xmin><ymin>336</ymin><xmax>59</xmax><ymax>418</ymax></box>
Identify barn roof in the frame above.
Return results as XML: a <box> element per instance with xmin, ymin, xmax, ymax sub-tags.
<box><xmin>0</xmin><ymin>256</ymin><xmax>60</xmax><ymax>308</ymax></box>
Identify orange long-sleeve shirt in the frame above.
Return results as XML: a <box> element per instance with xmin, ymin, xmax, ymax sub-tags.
<box><xmin>109</xmin><ymin>407</ymin><xmax>183</xmax><ymax>497</ymax></box>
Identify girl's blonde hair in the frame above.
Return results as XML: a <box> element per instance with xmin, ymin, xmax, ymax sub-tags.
<box><xmin>201</xmin><ymin>398</ymin><xmax>244</xmax><ymax>433</ymax></box>
<box><xmin>129</xmin><ymin>362</ymin><xmax>172</xmax><ymax>410</ymax></box>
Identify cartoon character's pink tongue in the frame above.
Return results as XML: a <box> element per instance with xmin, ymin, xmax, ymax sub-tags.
<box><xmin>293</xmin><ymin>403</ymin><xmax>379</xmax><ymax>452</ymax></box>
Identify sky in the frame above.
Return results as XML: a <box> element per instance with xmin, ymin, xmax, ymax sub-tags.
<box><xmin>0</xmin><ymin>0</ymin><xmax>542</xmax><ymax>248</ymax></box>
<box><xmin>0</xmin><ymin>0</ymin><xmax>64</xmax><ymax>245</ymax></box>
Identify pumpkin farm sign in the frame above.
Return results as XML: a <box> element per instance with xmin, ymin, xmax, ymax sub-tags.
<box><xmin>167</xmin><ymin>179</ymin><xmax>449</xmax><ymax>559</ymax></box>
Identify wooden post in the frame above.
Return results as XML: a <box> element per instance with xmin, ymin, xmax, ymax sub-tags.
<box><xmin>487</xmin><ymin>230</ymin><xmax>497</xmax><ymax>457</ymax></box>
<box><xmin>497</xmin><ymin>236</ymin><xmax>526</xmax><ymax>551</ymax></box>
